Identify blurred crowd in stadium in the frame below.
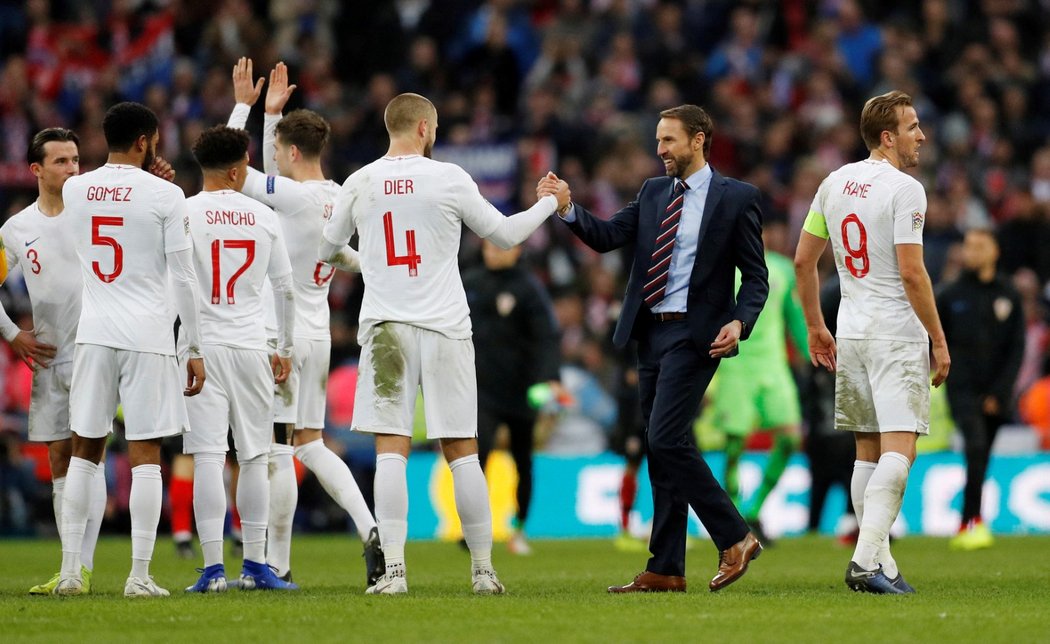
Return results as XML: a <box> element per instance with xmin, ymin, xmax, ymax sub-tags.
<box><xmin>1</xmin><ymin>0</ymin><xmax>1049</xmax><ymax>537</ymax></box>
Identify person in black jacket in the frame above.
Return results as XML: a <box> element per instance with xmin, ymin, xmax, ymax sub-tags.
<box><xmin>464</xmin><ymin>240</ymin><xmax>562</xmax><ymax>556</ymax></box>
<box><xmin>936</xmin><ymin>228</ymin><xmax>1025</xmax><ymax>551</ymax></box>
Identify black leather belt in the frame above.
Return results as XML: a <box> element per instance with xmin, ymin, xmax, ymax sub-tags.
<box><xmin>651</xmin><ymin>312</ymin><xmax>686</xmax><ymax>322</ymax></box>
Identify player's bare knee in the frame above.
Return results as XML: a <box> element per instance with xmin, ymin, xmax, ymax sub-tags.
<box><xmin>127</xmin><ymin>438</ymin><xmax>164</xmax><ymax>468</ymax></box>
<box><xmin>440</xmin><ymin>437</ymin><xmax>479</xmax><ymax>462</ymax></box>
<box><xmin>71</xmin><ymin>434</ymin><xmax>106</xmax><ymax>463</ymax></box>
<box><xmin>47</xmin><ymin>438</ymin><xmax>73</xmax><ymax>478</ymax></box>
<box><xmin>294</xmin><ymin>428</ymin><xmax>323</xmax><ymax>446</ymax></box>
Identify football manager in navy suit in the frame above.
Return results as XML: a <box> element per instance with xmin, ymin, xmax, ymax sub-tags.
<box><xmin>541</xmin><ymin>104</ymin><xmax>768</xmax><ymax>592</ymax></box>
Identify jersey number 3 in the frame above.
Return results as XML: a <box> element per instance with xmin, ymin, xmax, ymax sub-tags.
<box><xmin>840</xmin><ymin>213</ymin><xmax>869</xmax><ymax>278</ymax></box>
<box><xmin>383</xmin><ymin>211</ymin><xmax>421</xmax><ymax>277</ymax></box>
<box><xmin>211</xmin><ymin>239</ymin><xmax>256</xmax><ymax>304</ymax></box>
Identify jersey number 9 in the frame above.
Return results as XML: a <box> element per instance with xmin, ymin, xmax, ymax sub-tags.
<box><xmin>841</xmin><ymin>213</ymin><xmax>869</xmax><ymax>278</ymax></box>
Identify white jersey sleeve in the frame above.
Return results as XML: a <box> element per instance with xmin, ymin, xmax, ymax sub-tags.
<box><xmin>451</xmin><ymin>166</ymin><xmax>557</xmax><ymax>248</ymax></box>
<box><xmin>892</xmin><ymin>179</ymin><xmax>926</xmax><ymax>245</ymax></box>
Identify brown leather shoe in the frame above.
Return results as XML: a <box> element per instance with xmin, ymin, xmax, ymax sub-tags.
<box><xmin>608</xmin><ymin>571</ymin><xmax>686</xmax><ymax>593</ymax></box>
<box><xmin>709</xmin><ymin>532</ymin><xmax>762</xmax><ymax>592</ymax></box>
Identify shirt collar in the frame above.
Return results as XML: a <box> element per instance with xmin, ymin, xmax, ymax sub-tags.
<box><xmin>679</xmin><ymin>163</ymin><xmax>712</xmax><ymax>192</ymax></box>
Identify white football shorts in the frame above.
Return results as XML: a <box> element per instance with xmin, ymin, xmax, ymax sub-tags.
<box><xmin>70</xmin><ymin>344</ymin><xmax>189</xmax><ymax>441</ymax></box>
<box><xmin>834</xmin><ymin>338</ymin><xmax>930</xmax><ymax>434</ymax></box>
<box><xmin>271</xmin><ymin>337</ymin><xmax>330</xmax><ymax>429</ymax></box>
<box><xmin>28</xmin><ymin>360</ymin><xmax>73</xmax><ymax>442</ymax></box>
<box><xmin>353</xmin><ymin>322</ymin><xmax>477</xmax><ymax>439</ymax></box>
<box><xmin>182</xmin><ymin>344</ymin><xmax>273</xmax><ymax>460</ymax></box>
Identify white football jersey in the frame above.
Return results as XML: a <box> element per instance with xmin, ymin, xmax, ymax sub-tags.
<box><xmin>807</xmin><ymin>158</ymin><xmax>927</xmax><ymax>342</ymax></box>
<box><xmin>324</xmin><ymin>155</ymin><xmax>527</xmax><ymax>340</ymax></box>
<box><xmin>63</xmin><ymin>164</ymin><xmax>190</xmax><ymax>354</ymax></box>
<box><xmin>242</xmin><ymin>170</ymin><xmax>337</xmax><ymax>340</ymax></box>
<box><xmin>181</xmin><ymin>190</ymin><xmax>292</xmax><ymax>351</ymax></box>
<box><xmin>0</xmin><ymin>202</ymin><xmax>82</xmax><ymax>364</ymax></box>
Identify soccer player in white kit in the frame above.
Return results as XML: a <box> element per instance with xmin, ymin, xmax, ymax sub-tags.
<box><xmin>226</xmin><ymin>58</ymin><xmax>380</xmax><ymax>586</ymax></box>
<box><xmin>794</xmin><ymin>90</ymin><xmax>950</xmax><ymax>594</ymax></box>
<box><xmin>320</xmin><ymin>92</ymin><xmax>571</xmax><ymax>595</ymax></box>
<box><xmin>0</xmin><ymin>129</ymin><xmax>106</xmax><ymax>594</ymax></box>
<box><xmin>55</xmin><ymin>102</ymin><xmax>207</xmax><ymax>597</ymax></box>
<box><xmin>181</xmin><ymin>125</ymin><xmax>299</xmax><ymax>593</ymax></box>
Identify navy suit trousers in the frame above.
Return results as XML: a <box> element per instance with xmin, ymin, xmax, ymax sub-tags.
<box><xmin>637</xmin><ymin>318</ymin><xmax>748</xmax><ymax>576</ymax></box>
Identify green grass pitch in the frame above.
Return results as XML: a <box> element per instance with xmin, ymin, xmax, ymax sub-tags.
<box><xmin>3</xmin><ymin>534</ymin><xmax>1048</xmax><ymax>642</ymax></box>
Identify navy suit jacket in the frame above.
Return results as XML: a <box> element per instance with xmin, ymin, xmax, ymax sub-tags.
<box><xmin>565</xmin><ymin>170</ymin><xmax>769</xmax><ymax>352</ymax></box>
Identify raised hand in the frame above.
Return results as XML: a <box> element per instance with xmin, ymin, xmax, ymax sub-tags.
<box><xmin>265</xmin><ymin>62</ymin><xmax>297</xmax><ymax>115</ymax></box>
<box><xmin>232</xmin><ymin>56</ymin><xmax>265</xmax><ymax>106</ymax></box>
<box><xmin>148</xmin><ymin>155</ymin><xmax>175</xmax><ymax>182</ymax></box>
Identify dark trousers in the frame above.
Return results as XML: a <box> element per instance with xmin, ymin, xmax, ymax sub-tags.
<box><xmin>947</xmin><ymin>389</ymin><xmax>1005</xmax><ymax>523</ymax></box>
<box><xmin>637</xmin><ymin>319</ymin><xmax>747</xmax><ymax>576</ymax></box>
<box><xmin>477</xmin><ymin>405</ymin><xmax>535</xmax><ymax>525</ymax></box>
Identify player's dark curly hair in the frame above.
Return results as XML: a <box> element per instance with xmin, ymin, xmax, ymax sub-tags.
<box><xmin>275</xmin><ymin>109</ymin><xmax>330</xmax><ymax>159</ymax></box>
<box><xmin>102</xmin><ymin>102</ymin><xmax>159</xmax><ymax>152</ymax></box>
<box><xmin>27</xmin><ymin>128</ymin><xmax>79</xmax><ymax>165</ymax></box>
<box><xmin>192</xmin><ymin>126</ymin><xmax>250</xmax><ymax>170</ymax></box>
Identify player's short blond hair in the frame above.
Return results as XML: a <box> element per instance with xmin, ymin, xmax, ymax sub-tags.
<box><xmin>860</xmin><ymin>90</ymin><xmax>913</xmax><ymax>151</ymax></box>
<box><xmin>384</xmin><ymin>93</ymin><xmax>436</xmax><ymax>136</ymax></box>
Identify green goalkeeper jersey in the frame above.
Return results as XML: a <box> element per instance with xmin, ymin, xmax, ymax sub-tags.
<box><xmin>721</xmin><ymin>251</ymin><xmax>808</xmax><ymax>370</ymax></box>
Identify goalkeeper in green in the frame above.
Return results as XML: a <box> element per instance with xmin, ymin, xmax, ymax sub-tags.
<box><xmin>714</xmin><ymin>222</ymin><xmax>808</xmax><ymax>542</ymax></box>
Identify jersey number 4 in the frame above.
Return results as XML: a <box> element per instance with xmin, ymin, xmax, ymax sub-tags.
<box><xmin>840</xmin><ymin>213</ymin><xmax>869</xmax><ymax>278</ymax></box>
<box><xmin>211</xmin><ymin>239</ymin><xmax>255</xmax><ymax>304</ymax></box>
<box><xmin>92</xmin><ymin>216</ymin><xmax>124</xmax><ymax>283</ymax></box>
<box><xmin>384</xmin><ymin>211</ymin><xmax>421</xmax><ymax>277</ymax></box>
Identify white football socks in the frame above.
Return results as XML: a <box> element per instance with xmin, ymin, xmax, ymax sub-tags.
<box><xmin>81</xmin><ymin>465</ymin><xmax>107</xmax><ymax>572</ymax></box>
<box><xmin>267</xmin><ymin>443</ymin><xmax>298</xmax><ymax>576</ymax></box>
<box><xmin>192</xmin><ymin>452</ymin><xmax>227</xmax><ymax>568</ymax></box>
<box><xmin>129</xmin><ymin>463</ymin><xmax>163</xmax><ymax>580</ymax></box>
<box><xmin>449</xmin><ymin>454</ymin><xmax>494</xmax><ymax>572</ymax></box>
<box><xmin>60</xmin><ymin>457</ymin><xmax>96</xmax><ymax>578</ymax></box>
<box><xmin>850</xmin><ymin>459</ymin><xmax>898</xmax><ymax>576</ymax></box>
<box><xmin>852</xmin><ymin>452</ymin><xmax>910</xmax><ymax>574</ymax></box>
<box><xmin>237</xmin><ymin>453</ymin><xmax>269</xmax><ymax>565</ymax></box>
<box><xmin>295</xmin><ymin>439</ymin><xmax>377</xmax><ymax>539</ymax></box>
<box><xmin>374</xmin><ymin>453</ymin><xmax>408</xmax><ymax>577</ymax></box>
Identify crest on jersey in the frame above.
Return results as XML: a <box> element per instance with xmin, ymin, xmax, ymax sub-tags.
<box><xmin>994</xmin><ymin>296</ymin><xmax>1013</xmax><ymax>322</ymax></box>
<box><xmin>184</xmin><ymin>216</ymin><xmax>190</xmax><ymax>236</ymax></box>
<box><xmin>266</xmin><ymin>176</ymin><xmax>276</xmax><ymax>194</ymax></box>
<box><xmin>911</xmin><ymin>210</ymin><xmax>923</xmax><ymax>232</ymax></box>
<box><xmin>496</xmin><ymin>292</ymin><xmax>517</xmax><ymax>317</ymax></box>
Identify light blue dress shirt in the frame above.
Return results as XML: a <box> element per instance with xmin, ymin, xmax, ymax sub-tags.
<box><xmin>651</xmin><ymin>163</ymin><xmax>712</xmax><ymax>313</ymax></box>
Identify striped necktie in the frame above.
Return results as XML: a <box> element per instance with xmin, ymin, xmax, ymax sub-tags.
<box><xmin>643</xmin><ymin>179</ymin><xmax>688</xmax><ymax>308</ymax></box>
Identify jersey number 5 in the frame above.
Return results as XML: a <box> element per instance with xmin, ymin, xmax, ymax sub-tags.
<box><xmin>211</xmin><ymin>239</ymin><xmax>256</xmax><ymax>304</ymax></box>
<box><xmin>92</xmin><ymin>216</ymin><xmax>124</xmax><ymax>283</ymax></box>
<box><xmin>383</xmin><ymin>211</ymin><xmax>421</xmax><ymax>277</ymax></box>
<box><xmin>841</xmin><ymin>213</ymin><xmax>869</xmax><ymax>278</ymax></box>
